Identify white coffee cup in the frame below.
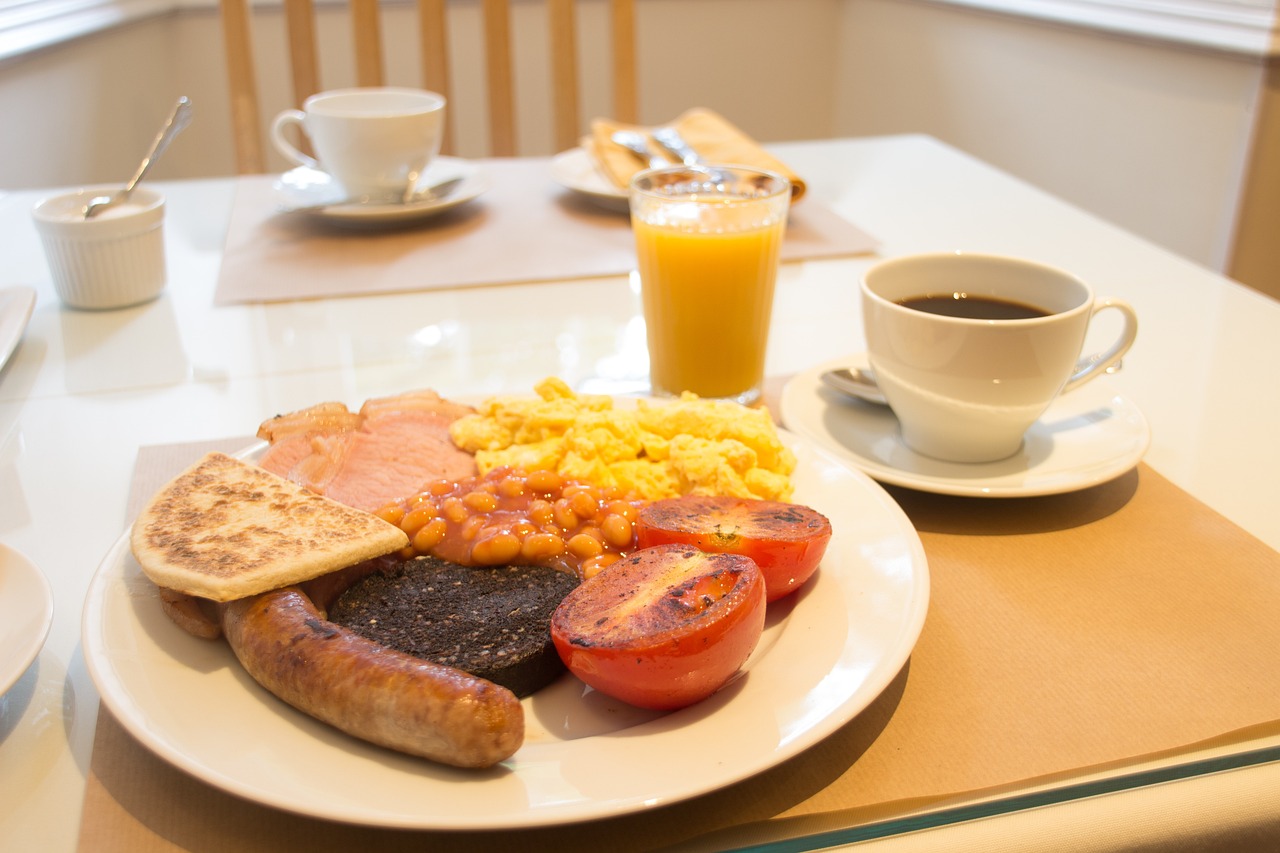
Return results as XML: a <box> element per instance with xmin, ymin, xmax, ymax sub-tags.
<box><xmin>271</xmin><ymin>87</ymin><xmax>446</xmax><ymax>201</ymax></box>
<box><xmin>861</xmin><ymin>252</ymin><xmax>1138</xmax><ymax>463</ymax></box>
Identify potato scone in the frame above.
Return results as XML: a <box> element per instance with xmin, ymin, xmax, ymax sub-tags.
<box><xmin>131</xmin><ymin>452</ymin><xmax>409</xmax><ymax>601</ymax></box>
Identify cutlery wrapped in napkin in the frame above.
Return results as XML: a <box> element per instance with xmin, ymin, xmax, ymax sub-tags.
<box><xmin>586</xmin><ymin>107</ymin><xmax>807</xmax><ymax>202</ymax></box>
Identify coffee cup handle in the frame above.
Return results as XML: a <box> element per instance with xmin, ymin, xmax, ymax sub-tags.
<box><xmin>270</xmin><ymin>109</ymin><xmax>319</xmax><ymax>170</ymax></box>
<box><xmin>1062</xmin><ymin>298</ymin><xmax>1138</xmax><ymax>394</ymax></box>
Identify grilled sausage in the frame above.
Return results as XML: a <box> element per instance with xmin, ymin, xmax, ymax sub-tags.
<box><xmin>218</xmin><ymin>583</ymin><xmax>524</xmax><ymax>769</ymax></box>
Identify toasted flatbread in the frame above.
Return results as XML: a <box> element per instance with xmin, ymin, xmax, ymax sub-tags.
<box><xmin>130</xmin><ymin>452</ymin><xmax>409</xmax><ymax>602</ymax></box>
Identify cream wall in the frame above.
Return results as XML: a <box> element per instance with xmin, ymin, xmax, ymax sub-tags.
<box><xmin>0</xmin><ymin>0</ymin><xmax>1275</xmax><ymax>298</ymax></box>
<box><xmin>833</xmin><ymin>0</ymin><xmax>1268</xmax><ymax>281</ymax></box>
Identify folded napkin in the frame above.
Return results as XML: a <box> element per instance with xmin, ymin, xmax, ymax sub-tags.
<box><xmin>586</xmin><ymin>107</ymin><xmax>807</xmax><ymax>201</ymax></box>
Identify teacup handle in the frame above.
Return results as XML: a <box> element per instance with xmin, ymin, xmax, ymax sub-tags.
<box><xmin>1062</xmin><ymin>298</ymin><xmax>1138</xmax><ymax>394</ymax></box>
<box><xmin>270</xmin><ymin>109</ymin><xmax>319</xmax><ymax>170</ymax></box>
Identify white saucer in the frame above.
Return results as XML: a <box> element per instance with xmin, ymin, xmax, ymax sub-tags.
<box><xmin>0</xmin><ymin>544</ymin><xmax>54</xmax><ymax>695</ymax></box>
<box><xmin>549</xmin><ymin>147</ymin><xmax>629</xmax><ymax>211</ymax></box>
<box><xmin>273</xmin><ymin>157</ymin><xmax>490</xmax><ymax>224</ymax></box>
<box><xmin>0</xmin><ymin>286</ymin><xmax>35</xmax><ymax>372</ymax></box>
<box><xmin>780</xmin><ymin>355</ymin><xmax>1152</xmax><ymax>498</ymax></box>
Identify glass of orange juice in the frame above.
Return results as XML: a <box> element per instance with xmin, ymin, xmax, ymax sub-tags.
<box><xmin>629</xmin><ymin>165</ymin><xmax>791</xmax><ymax>406</ymax></box>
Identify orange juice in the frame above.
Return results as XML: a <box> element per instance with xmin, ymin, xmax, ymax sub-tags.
<box><xmin>634</xmin><ymin>217</ymin><xmax>785</xmax><ymax>402</ymax></box>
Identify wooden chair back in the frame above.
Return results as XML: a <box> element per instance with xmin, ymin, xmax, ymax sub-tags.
<box><xmin>221</xmin><ymin>0</ymin><xmax>638</xmax><ymax>174</ymax></box>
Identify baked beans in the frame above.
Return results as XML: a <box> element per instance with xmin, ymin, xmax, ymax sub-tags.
<box><xmin>375</xmin><ymin>467</ymin><xmax>644</xmax><ymax>579</ymax></box>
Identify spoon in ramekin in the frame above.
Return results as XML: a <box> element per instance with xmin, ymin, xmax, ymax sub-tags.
<box><xmin>83</xmin><ymin>96</ymin><xmax>193</xmax><ymax>219</ymax></box>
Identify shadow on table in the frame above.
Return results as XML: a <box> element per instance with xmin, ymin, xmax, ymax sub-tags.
<box><xmin>886</xmin><ymin>467</ymin><xmax>1141</xmax><ymax>537</ymax></box>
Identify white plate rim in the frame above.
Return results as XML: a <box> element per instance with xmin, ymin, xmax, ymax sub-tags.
<box><xmin>273</xmin><ymin>156</ymin><xmax>490</xmax><ymax>223</ymax></box>
<box><xmin>0</xmin><ymin>543</ymin><xmax>55</xmax><ymax>695</ymax></box>
<box><xmin>549</xmin><ymin>147</ymin><xmax>630</xmax><ymax>210</ymax></box>
<box><xmin>0</xmin><ymin>286</ymin><xmax>36</xmax><ymax>373</ymax></box>
<box><xmin>781</xmin><ymin>355</ymin><xmax>1152</xmax><ymax>498</ymax></box>
<box><xmin>81</xmin><ymin>428</ymin><xmax>928</xmax><ymax>829</ymax></box>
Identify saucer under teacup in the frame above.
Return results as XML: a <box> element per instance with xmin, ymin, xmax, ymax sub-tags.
<box><xmin>780</xmin><ymin>355</ymin><xmax>1151</xmax><ymax>497</ymax></box>
<box><xmin>273</xmin><ymin>156</ymin><xmax>490</xmax><ymax>224</ymax></box>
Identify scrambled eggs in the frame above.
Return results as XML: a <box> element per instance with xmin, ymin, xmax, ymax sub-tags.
<box><xmin>449</xmin><ymin>378</ymin><xmax>796</xmax><ymax>501</ymax></box>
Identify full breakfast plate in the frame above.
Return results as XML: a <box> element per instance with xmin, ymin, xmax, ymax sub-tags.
<box><xmin>782</xmin><ymin>355</ymin><xmax>1152</xmax><ymax>498</ymax></box>
<box><xmin>0</xmin><ymin>543</ymin><xmax>54</xmax><ymax>695</ymax></box>
<box><xmin>82</xmin><ymin>427</ymin><xmax>928</xmax><ymax>829</ymax></box>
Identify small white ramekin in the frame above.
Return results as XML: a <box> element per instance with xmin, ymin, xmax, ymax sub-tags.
<box><xmin>32</xmin><ymin>186</ymin><xmax>167</xmax><ymax>310</ymax></box>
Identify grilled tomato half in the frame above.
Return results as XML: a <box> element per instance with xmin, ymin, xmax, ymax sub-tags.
<box><xmin>635</xmin><ymin>495</ymin><xmax>832</xmax><ymax>602</ymax></box>
<box><xmin>549</xmin><ymin>544</ymin><xmax>766</xmax><ymax>710</ymax></box>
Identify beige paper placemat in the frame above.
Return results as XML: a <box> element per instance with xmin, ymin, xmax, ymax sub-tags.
<box><xmin>79</xmin><ymin>439</ymin><xmax>1280</xmax><ymax>852</ymax></box>
<box><xmin>212</xmin><ymin>158</ymin><xmax>878</xmax><ymax>305</ymax></box>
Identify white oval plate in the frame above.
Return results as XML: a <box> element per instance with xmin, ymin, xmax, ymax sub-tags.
<box><xmin>0</xmin><ymin>544</ymin><xmax>54</xmax><ymax>695</ymax></box>
<box><xmin>549</xmin><ymin>147</ymin><xmax>629</xmax><ymax>211</ymax></box>
<box><xmin>0</xmin><ymin>286</ymin><xmax>35</xmax><ymax>373</ymax></box>
<box><xmin>273</xmin><ymin>156</ymin><xmax>490</xmax><ymax>224</ymax></box>
<box><xmin>782</xmin><ymin>355</ymin><xmax>1152</xmax><ymax>498</ymax></box>
<box><xmin>82</xmin><ymin>430</ymin><xmax>928</xmax><ymax>829</ymax></box>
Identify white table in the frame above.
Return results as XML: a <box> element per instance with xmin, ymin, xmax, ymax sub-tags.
<box><xmin>1</xmin><ymin>135</ymin><xmax>1278</xmax><ymax>852</ymax></box>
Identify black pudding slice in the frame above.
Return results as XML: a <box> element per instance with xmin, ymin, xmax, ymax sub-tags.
<box><xmin>327</xmin><ymin>556</ymin><xmax>580</xmax><ymax>697</ymax></box>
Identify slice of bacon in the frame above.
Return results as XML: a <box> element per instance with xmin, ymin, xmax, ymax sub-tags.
<box><xmin>257</xmin><ymin>401</ymin><xmax>362</xmax><ymax>443</ymax></box>
<box><xmin>258</xmin><ymin>389</ymin><xmax>478</xmax><ymax>513</ymax></box>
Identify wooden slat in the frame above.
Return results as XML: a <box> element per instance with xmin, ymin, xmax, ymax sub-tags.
<box><xmin>351</xmin><ymin>0</ymin><xmax>385</xmax><ymax>87</ymax></box>
<box><xmin>482</xmin><ymin>0</ymin><xmax>516</xmax><ymax>156</ymax></box>
<box><xmin>220</xmin><ymin>0</ymin><xmax>641</xmax><ymax>169</ymax></box>
<box><xmin>417</xmin><ymin>0</ymin><xmax>453</xmax><ymax>154</ymax></box>
<box><xmin>548</xmin><ymin>0</ymin><xmax>579</xmax><ymax>152</ymax></box>
<box><xmin>219</xmin><ymin>0</ymin><xmax>264</xmax><ymax>174</ymax></box>
<box><xmin>283</xmin><ymin>0</ymin><xmax>320</xmax><ymax>106</ymax></box>
<box><xmin>610</xmin><ymin>0</ymin><xmax>637</xmax><ymax>124</ymax></box>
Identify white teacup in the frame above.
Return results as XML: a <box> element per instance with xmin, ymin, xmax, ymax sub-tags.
<box><xmin>271</xmin><ymin>87</ymin><xmax>446</xmax><ymax>201</ymax></box>
<box><xmin>861</xmin><ymin>252</ymin><xmax>1138</xmax><ymax>463</ymax></box>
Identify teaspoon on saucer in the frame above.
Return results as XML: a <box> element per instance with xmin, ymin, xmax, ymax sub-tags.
<box><xmin>820</xmin><ymin>367</ymin><xmax>888</xmax><ymax>406</ymax></box>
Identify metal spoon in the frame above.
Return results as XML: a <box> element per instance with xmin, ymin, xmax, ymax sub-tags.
<box><xmin>83</xmin><ymin>96</ymin><xmax>193</xmax><ymax>219</ymax></box>
<box><xmin>820</xmin><ymin>366</ymin><xmax>888</xmax><ymax>406</ymax></box>
<box><xmin>610</xmin><ymin>131</ymin><xmax>669</xmax><ymax>169</ymax></box>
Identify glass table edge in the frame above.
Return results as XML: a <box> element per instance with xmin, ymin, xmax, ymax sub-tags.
<box><xmin>730</xmin><ymin>742</ymin><xmax>1280</xmax><ymax>852</ymax></box>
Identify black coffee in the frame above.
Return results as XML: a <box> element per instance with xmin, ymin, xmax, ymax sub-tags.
<box><xmin>897</xmin><ymin>293</ymin><xmax>1051</xmax><ymax>320</ymax></box>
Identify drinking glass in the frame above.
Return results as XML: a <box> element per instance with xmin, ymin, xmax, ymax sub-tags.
<box><xmin>630</xmin><ymin>165</ymin><xmax>790</xmax><ymax>406</ymax></box>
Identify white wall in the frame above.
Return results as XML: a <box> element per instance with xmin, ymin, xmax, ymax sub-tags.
<box><xmin>833</xmin><ymin>0</ymin><xmax>1268</xmax><ymax>273</ymax></box>
<box><xmin>0</xmin><ymin>0</ymin><xmax>1274</xmax><ymax>296</ymax></box>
